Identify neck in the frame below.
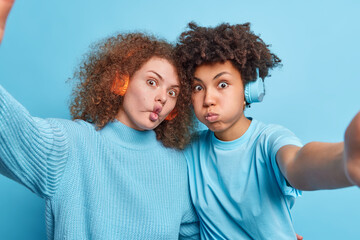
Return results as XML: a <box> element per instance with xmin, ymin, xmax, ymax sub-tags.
<box><xmin>214</xmin><ymin>115</ymin><xmax>251</xmax><ymax>141</ymax></box>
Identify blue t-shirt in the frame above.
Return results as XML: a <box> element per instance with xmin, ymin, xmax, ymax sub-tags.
<box><xmin>185</xmin><ymin>118</ymin><xmax>303</xmax><ymax>240</ymax></box>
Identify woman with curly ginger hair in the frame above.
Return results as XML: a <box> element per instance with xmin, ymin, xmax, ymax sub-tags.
<box><xmin>70</xmin><ymin>32</ymin><xmax>194</xmax><ymax>149</ymax></box>
<box><xmin>175</xmin><ymin>22</ymin><xmax>360</xmax><ymax>240</ymax></box>
<box><xmin>0</xmin><ymin>2</ymin><xmax>199</xmax><ymax>239</ymax></box>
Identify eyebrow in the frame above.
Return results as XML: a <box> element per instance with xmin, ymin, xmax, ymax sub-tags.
<box><xmin>194</xmin><ymin>71</ymin><xmax>231</xmax><ymax>82</ymax></box>
<box><xmin>148</xmin><ymin>70</ymin><xmax>180</xmax><ymax>88</ymax></box>
<box><xmin>149</xmin><ymin>71</ymin><xmax>163</xmax><ymax>81</ymax></box>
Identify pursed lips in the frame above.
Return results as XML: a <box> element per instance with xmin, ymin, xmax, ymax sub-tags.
<box><xmin>149</xmin><ymin>105</ymin><xmax>162</xmax><ymax>122</ymax></box>
<box><xmin>205</xmin><ymin>112</ymin><xmax>219</xmax><ymax>122</ymax></box>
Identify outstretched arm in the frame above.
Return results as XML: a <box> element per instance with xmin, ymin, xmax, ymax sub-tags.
<box><xmin>276</xmin><ymin>112</ymin><xmax>360</xmax><ymax>191</ymax></box>
<box><xmin>0</xmin><ymin>1</ymin><xmax>70</xmax><ymax>198</ymax></box>
<box><xmin>0</xmin><ymin>0</ymin><xmax>14</xmax><ymax>44</ymax></box>
<box><xmin>0</xmin><ymin>85</ymin><xmax>69</xmax><ymax>197</ymax></box>
<box><xmin>344</xmin><ymin>111</ymin><xmax>360</xmax><ymax>186</ymax></box>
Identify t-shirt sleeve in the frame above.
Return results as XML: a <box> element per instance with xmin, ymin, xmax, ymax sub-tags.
<box><xmin>265</xmin><ymin>124</ymin><xmax>303</xmax><ymax>199</ymax></box>
<box><xmin>0</xmin><ymin>85</ymin><xmax>69</xmax><ymax>198</ymax></box>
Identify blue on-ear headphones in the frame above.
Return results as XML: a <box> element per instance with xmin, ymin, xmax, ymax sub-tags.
<box><xmin>244</xmin><ymin>77</ymin><xmax>265</xmax><ymax>104</ymax></box>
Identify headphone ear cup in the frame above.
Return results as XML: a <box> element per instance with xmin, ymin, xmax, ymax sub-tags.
<box><xmin>111</xmin><ymin>73</ymin><xmax>129</xmax><ymax>96</ymax></box>
<box><xmin>165</xmin><ymin>108</ymin><xmax>178</xmax><ymax>121</ymax></box>
<box><xmin>244</xmin><ymin>78</ymin><xmax>265</xmax><ymax>103</ymax></box>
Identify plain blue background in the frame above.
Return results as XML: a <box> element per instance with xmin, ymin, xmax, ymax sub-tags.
<box><xmin>1</xmin><ymin>0</ymin><xmax>359</xmax><ymax>239</ymax></box>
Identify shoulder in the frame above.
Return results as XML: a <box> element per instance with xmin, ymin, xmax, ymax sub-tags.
<box><xmin>189</xmin><ymin>129</ymin><xmax>211</xmax><ymax>146</ymax></box>
<box><xmin>251</xmin><ymin>119</ymin><xmax>298</xmax><ymax>141</ymax></box>
<box><xmin>46</xmin><ymin>118</ymin><xmax>98</xmax><ymax>140</ymax></box>
<box><xmin>251</xmin><ymin>119</ymin><xmax>302</xmax><ymax>152</ymax></box>
<box><xmin>184</xmin><ymin>129</ymin><xmax>211</xmax><ymax>159</ymax></box>
<box><xmin>48</xmin><ymin>118</ymin><xmax>94</xmax><ymax>130</ymax></box>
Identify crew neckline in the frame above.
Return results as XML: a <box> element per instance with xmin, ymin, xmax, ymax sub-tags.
<box><xmin>100</xmin><ymin>120</ymin><xmax>158</xmax><ymax>149</ymax></box>
<box><xmin>211</xmin><ymin>118</ymin><xmax>257</xmax><ymax>150</ymax></box>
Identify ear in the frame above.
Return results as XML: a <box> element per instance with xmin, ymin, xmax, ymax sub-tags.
<box><xmin>111</xmin><ymin>72</ymin><xmax>129</xmax><ymax>96</ymax></box>
<box><xmin>165</xmin><ymin>108</ymin><xmax>178</xmax><ymax>121</ymax></box>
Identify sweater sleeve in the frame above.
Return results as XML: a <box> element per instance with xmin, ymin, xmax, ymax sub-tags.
<box><xmin>179</xmin><ymin>189</ymin><xmax>200</xmax><ymax>240</ymax></box>
<box><xmin>0</xmin><ymin>85</ymin><xmax>69</xmax><ymax>198</ymax></box>
<box><xmin>179</xmin><ymin>210</ymin><xmax>200</xmax><ymax>239</ymax></box>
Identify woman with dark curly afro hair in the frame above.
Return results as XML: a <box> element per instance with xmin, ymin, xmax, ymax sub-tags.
<box><xmin>175</xmin><ymin>22</ymin><xmax>360</xmax><ymax>240</ymax></box>
<box><xmin>0</xmin><ymin>2</ymin><xmax>199</xmax><ymax>239</ymax></box>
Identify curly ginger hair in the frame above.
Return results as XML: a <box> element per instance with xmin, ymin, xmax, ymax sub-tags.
<box><xmin>70</xmin><ymin>32</ymin><xmax>195</xmax><ymax>149</ymax></box>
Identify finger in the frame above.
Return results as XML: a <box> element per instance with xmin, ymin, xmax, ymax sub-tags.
<box><xmin>296</xmin><ymin>233</ymin><xmax>304</xmax><ymax>240</ymax></box>
<box><xmin>0</xmin><ymin>0</ymin><xmax>15</xmax><ymax>44</ymax></box>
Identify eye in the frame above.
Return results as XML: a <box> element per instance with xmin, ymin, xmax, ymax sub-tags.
<box><xmin>218</xmin><ymin>82</ymin><xmax>228</xmax><ymax>89</ymax></box>
<box><xmin>193</xmin><ymin>85</ymin><xmax>203</xmax><ymax>92</ymax></box>
<box><xmin>147</xmin><ymin>79</ymin><xmax>157</xmax><ymax>86</ymax></box>
<box><xmin>168</xmin><ymin>89</ymin><xmax>178</xmax><ymax>98</ymax></box>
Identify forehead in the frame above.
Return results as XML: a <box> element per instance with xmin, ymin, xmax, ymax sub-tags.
<box><xmin>141</xmin><ymin>57</ymin><xmax>174</xmax><ymax>71</ymax></box>
<box><xmin>138</xmin><ymin>57</ymin><xmax>179</xmax><ymax>85</ymax></box>
<box><xmin>194</xmin><ymin>61</ymin><xmax>241</xmax><ymax>79</ymax></box>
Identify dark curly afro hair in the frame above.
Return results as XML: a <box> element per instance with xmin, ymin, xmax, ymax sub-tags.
<box><xmin>174</xmin><ymin>22</ymin><xmax>282</xmax><ymax>104</ymax></box>
<box><xmin>69</xmin><ymin>32</ymin><xmax>195</xmax><ymax>150</ymax></box>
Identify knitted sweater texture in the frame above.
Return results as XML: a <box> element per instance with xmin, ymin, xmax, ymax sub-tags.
<box><xmin>0</xmin><ymin>85</ymin><xmax>199</xmax><ymax>239</ymax></box>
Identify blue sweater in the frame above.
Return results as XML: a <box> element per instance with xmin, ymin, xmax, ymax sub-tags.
<box><xmin>0</xmin><ymin>85</ymin><xmax>199</xmax><ymax>239</ymax></box>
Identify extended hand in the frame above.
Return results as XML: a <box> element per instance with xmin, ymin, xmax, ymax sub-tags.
<box><xmin>0</xmin><ymin>0</ymin><xmax>14</xmax><ymax>44</ymax></box>
<box><xmin>344</xmin><ymin>111</ymin><xmax>360</xmax><ymax>186</ymax></box>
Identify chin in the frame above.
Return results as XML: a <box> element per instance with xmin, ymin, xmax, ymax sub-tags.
<box><xmin>204</xmin><ymin>121</ymin><xmax>222</xmax><ymax>131</ymax></box>
<box><xmin>137</xmin><ymin>121</ymin><xmax>161</xmax><ymax>131</ymax></box>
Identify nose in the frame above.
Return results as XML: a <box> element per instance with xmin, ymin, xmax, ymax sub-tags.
<box><xmin>203</xmin><ymin>89</ymin><xmax>216</xmax><ymax>107</ymax></box>
<box><xmin>155</xmin><ymin>89</ymin><xmax>167</xmax><ymax>105</ymax></box>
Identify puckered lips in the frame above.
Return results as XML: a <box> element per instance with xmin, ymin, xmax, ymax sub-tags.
<box><xmin>149</xmin><ymin>105</ymin><xmax>162</xmax><ymax>122</ymax></box>
<box><xmin>205</xmin><ymin>112</ymin><xmax>219</xmax><ymax>122</ymax></box>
